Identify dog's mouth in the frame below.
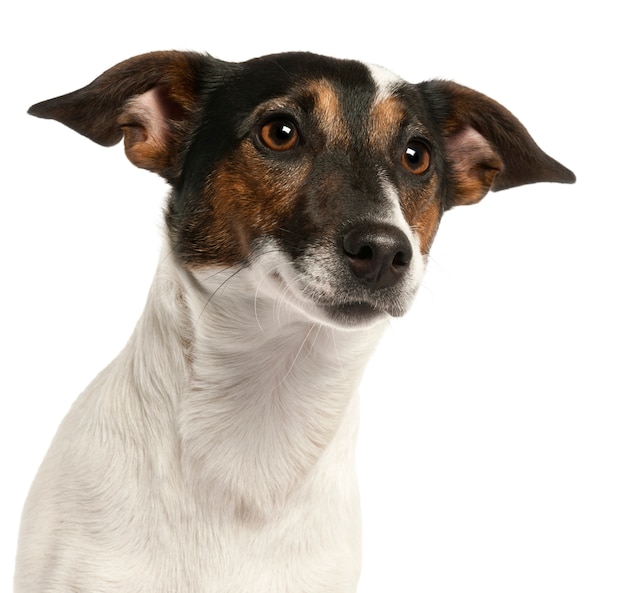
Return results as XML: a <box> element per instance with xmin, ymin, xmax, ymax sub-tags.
<box><xmin>265</xmin><ymin>268</ymin><xmax>412</xmax><ymax>328</ymax></box>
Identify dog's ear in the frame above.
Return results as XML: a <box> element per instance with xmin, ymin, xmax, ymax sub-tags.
<box><xmin>28</xmin><ymin>51</ymin><xmax>220</xmax><ymax>182</ymax></box>
<box><xmin>418</xmin><ymin>80</ymin><xmax>575</xmax><ymax>208</ymax></box>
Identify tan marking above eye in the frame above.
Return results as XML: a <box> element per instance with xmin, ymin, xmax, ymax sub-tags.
<box><xmin>260</xmin><ymin>119</ymin><xmax>299</xmax><ymax>151</ymax></box>
<box><xmin>402</xmin><ymin>140</ymin><xmax>431</xmax><ymax>175</ymax></box>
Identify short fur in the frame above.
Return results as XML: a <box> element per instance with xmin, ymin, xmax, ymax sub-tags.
<box><xmin>16</xmin><ymin>51</ymin><xmax>574</xmax><ymax>592</ymax></box>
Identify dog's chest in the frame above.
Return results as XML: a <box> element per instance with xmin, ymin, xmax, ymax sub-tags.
<box><xmin>90</xmin><ymin>446</ymin><xmax>363</xmax><ymax>593</ymax></box>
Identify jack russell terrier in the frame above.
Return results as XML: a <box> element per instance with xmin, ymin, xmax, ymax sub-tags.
<box><xmin>16</xmin><ymin>50</ymin><xmax>575</xmax><ymax>592</ymax></box>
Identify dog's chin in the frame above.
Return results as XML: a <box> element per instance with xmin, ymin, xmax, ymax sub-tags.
<box><xmin>320</xmin><ymin>301</ymin><xmax>401</xmax><ymax>329</ymax></box>
<box><xmin>272</xmin><ymin>273</ymin><xmax>412</xmax><ymax>329</ymax></box>
<box><xmin>291</xmin><ymin>292</ymin><xmax>415</xmax><ymax>330</ymax></box>
<box><xmin>258</xmin><ymin>273</ymin><xmax>396</xmax><ymax>329</ymax></box>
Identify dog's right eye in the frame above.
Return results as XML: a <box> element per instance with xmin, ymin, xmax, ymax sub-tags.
<box><xmin>259</xmin><ymin>119</ymin><xmax>299</xmax><ymax>151</ymax></box>
<box><xmin>402</xmin><ymin>140</ymin><xmax>431</xmax><ymax>175</ymax></box>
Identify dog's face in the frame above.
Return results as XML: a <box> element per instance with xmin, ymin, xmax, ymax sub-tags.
<box><xmin>29</xmin><ymin>51</ymin><xmax>574</xmax><ymax>328</ymax></box>
<box><xmin>173</xmin><ymin>55</ymin><xmax>442</xmax><ymax>327</ymax></box>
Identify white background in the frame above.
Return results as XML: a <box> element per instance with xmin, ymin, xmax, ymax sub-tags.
<box><xmin>2</xmin><ymin>1</ymin><xmax>624</xmax><ymax>591</ymax></box>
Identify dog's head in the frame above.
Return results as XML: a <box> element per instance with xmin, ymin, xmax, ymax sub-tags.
<box><xmin>29</xmin><ymin>51</ymin><xmax>574</xmax><ymax>328</ymax></box>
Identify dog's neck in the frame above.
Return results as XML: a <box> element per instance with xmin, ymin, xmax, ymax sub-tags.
<box><xmin>129</xmin><ymin>250</ymin><xmax>385</xmax><ymax>518</ymax></box>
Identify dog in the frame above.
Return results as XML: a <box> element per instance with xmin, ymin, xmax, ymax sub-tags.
<box><xmin>15</xmin><ymin>50</ymin><xmax>575</xmax><ymax>592</ymax></box>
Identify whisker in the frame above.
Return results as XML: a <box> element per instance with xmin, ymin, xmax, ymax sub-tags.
<box><xmin>157</xmin><ymin>244</ymin><xmax>177</xmax><ymax>268</ymax></box>
<box><xmin>329</xmin><ymin>329</ymin><xmax>345</xmax><ymax>376</ymax></box>
<box><xmin>275</xmin><ymin>323</ymin><xmax>317</xmax><ymax>388</ymax></box>
<box><xmin>307</xmin><ymin>324</ymin><xmax>324</xmax><ymax>359</ymax></box>
<box><xmin>254</xmin><ymin>279</ymin><xmax>264</xmax><ymax>333</ymax></box>
<box><xmin>195</xmin><ymin>263</ymin><xmax>241</xmax><ymax>283</ymax></box>
<box><xmin>274</xmin><ymin>270</ymin><xmax>310</xmax><ymax>326</ymax></box>
<box><xmin>194</xmin><ymin>265</ymin><xmax>249</xmax><ymax>326</ymax></box>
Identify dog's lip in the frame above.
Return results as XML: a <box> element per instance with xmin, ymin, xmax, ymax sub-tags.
<box><xmin>319</xmin><ymin>291</ymin><xmax>416</xmax><ymax>326</ymax></box>
<box><xmin>267</xmin><ymin>269</ymin><xmax>389</xmax><ymax>324</ymax></box>
<box><xmin>266</xmin><ymin>259</ymin><xmax>415</xmax><ymax>326</ymax></box>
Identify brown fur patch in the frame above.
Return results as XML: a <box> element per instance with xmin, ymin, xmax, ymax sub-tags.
<box><xmin>396</xmin><ymin>168</ymin><xmax>442</xmax><ymax>255</ymax></box>
<box><xmin>181</xmin><ymin>141</ymin><xmax>311</xmax><ymax>267</ymax></box>
<box><xmin>411</xmin><ymin>197</ymin><xmax>442</xmax><ymax>255</ymax></box>
<box><xmin>304</xmin><ymin>80</ymin><xmax>350</xmax><ymax>148</ymax></box>
<box><xmin>368</xmin><ymin>95</ymin><xmax>405</xmax><ymax>151</ymax></box>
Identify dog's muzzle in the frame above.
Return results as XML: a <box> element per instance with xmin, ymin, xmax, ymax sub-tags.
<box><xmin>252</xmin><ymin>221</ymin><xmax>420</xmax><ymax>328</ymax></box>
<box><xmin>288</xmin><ymin>221</ymin><xmax>420</xmax><ymax>327</ymax></box>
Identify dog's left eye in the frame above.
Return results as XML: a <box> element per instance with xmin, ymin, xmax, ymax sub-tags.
<box><xmin>260</xmin><ymin>119</ymin><xmax>299</xmax><ymax>151</ymax></box>
<box><xmin>402</xmin><ymin>140</ymin><xmax>431</xmax><ymax>175</ymax></box>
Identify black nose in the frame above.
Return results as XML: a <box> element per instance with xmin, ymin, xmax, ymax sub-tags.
<box><xmin>342</xmin><ymin>223</ymin><xmax>413</xmax><ymax>289</ymax></box>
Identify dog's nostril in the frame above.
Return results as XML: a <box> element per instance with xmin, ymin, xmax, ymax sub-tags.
<box><xmin>353</xmin><ymin>245</ymin><xmax>374</xmax><ymax>260</ymax></box>
<box><xmin>342</xmin><ymin>224</ymin><xmax>413</xmax><ymax>290</ymax></box>
<box><xmin>392</xmin><ymin>250</ymin><xmax>410</xmax><ymax>267</ymax></box>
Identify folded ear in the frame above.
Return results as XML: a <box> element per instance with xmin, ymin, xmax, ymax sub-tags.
<box><xmin>28</xmin><ymin>51</ymin><xmax>219</xmax><ymax>182</ymax></box>
<box><xmin>418</xmin><ymin>80</ymin><xmax>575</xmax><ymax>208</ymax></box>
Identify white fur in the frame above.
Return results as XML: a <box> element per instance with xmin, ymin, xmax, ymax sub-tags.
<box><xmin>14</xmin><ymin>240</ymin><xmax>391</xmax><ymax>592</ymax></box>
<box><xmin>367</xmin><ymin>63</ymin><xmax>402</xmax><ymax>101</ymax></box>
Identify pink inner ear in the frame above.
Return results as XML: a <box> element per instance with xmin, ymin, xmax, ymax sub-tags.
<box><xmin>446</xmin><ymin>126</ymin><xmax>492</xmax><ymax>159</ymax></box>
<box><xmin>122</xmin><ymin>88</ymin><xmax>169</xmax><ymax>146</ymax></box>
<box><xmin>445</xmin><ymin>126</ymin><xmax>504</xmax><ymax>206</ymax></box>
<box><xmin>118</xmin><ymin>88</ymin><xmax>171</xmax><ymax>172</ymax></box>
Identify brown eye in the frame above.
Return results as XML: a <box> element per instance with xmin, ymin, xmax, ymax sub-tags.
<box><xmin>260</xmin><ymin>119</ymin><xmax>299</xmax><ymax>151</ymax></box>
<box><xmin>402</xmin><ymin>140</ymin><xmax>431</xmax><ymax>175</ymax></box>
